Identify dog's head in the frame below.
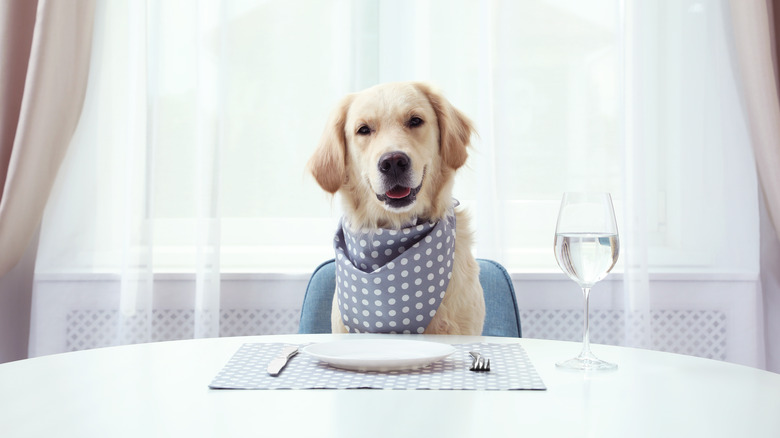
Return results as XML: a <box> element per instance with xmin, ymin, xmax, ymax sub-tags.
<box><xmin>308</xmin><ymin>82</ymin><xmax>474</xmax><ymax>229</ymax></box>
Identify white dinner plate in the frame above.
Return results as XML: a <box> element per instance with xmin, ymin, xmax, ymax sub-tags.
<box><xmin>302</xmin><ymin>339</ymin><xmax>456</xmax><ymax>372</ymax></box>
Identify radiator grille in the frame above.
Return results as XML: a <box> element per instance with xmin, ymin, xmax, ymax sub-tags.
<box><xmin>65</xmin><ymin>308</ymin><xmax>301</xmax><ymax>351</ymax></box>
<box><xmin>519</xmin><ymin>309</ymin><xmax>728</xmax><ymax>360</ymax></box>
<box><xmin>66</xmin><ymin>307</ymin><xmax>727</xmax><ymax>361</ymax></box>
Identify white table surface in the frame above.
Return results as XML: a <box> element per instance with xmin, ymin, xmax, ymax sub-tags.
<box><xmin>1</xmin><ymin>334</ymin><xmax>778</xmax><ymax>437</ymax></box>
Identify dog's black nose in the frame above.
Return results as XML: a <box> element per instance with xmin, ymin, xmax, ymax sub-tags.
<box><xmin>378</xmin><ymin>152</ymin><xmax>410</xmax><ymax>176</ymax></box>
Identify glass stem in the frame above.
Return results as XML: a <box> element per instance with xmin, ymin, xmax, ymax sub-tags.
<box><xmin>579</xmin><ymin>286</ymin><xmax>593</xmax><ymax>359</ymax></box>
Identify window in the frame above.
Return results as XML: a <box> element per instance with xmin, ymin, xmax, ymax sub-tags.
<box><xmin>37</xmin><ymin>0</ymin><xmax>758</xmax><ymax>277</ymax></box>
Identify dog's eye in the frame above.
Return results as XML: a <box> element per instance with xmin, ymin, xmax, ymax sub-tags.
<box><xmin>356</xmin><ymin>125</ymin><xmax>371</xmax><ymax>136</ymax></box>
<box><xmin>407</xmin><ymin>116</ymin><xmax>424</xmax><ymax>128</ymax></box>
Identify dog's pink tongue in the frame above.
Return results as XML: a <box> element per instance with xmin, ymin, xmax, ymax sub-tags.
<box><xmin>386</xmin><ymin>186</ymin><xmax>412</xmax><ymax>199</ymax></box>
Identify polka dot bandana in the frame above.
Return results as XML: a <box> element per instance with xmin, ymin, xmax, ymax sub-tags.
<box><xmin>334</xmin><ymin>212</ymin><xmax>456</xmax><ymax>334</ymax></box>
<box><xmin>209</xmin><ymin>342</ymin><xmax>547</xmax><ymax>390</ymax></box>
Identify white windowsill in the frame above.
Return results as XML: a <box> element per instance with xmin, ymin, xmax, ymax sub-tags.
<box><xmin>33</xmin><ymin>270</ymin><xmax>760</xmax><ymax>283</ymax></box>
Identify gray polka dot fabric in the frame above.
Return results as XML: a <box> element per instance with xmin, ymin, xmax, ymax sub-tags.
<box><xmin>209</xmin><ymin>342</ymin><xmax>547</xmax><ymax>391</ymax></box>
<box><xmin>334</xmin><ymin>211</ymin><xmax>456</xmax><ymax>334</ymax></box>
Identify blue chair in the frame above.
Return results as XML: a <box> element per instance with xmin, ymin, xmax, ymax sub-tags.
<box><xmin>298</xmin><ymin>258</ymin><xmax>521</xmax><ymax>337</ymax></box>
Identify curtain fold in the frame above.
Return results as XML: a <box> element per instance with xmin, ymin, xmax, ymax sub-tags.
<box><xmin>0</xmin><ymin>0</ymin><xmax>95</xmax><ymax>363</ymax></box>
<box><xmin>0</xmin><ymin>0</ymin><xmax>96</xmax><ymax>277</ymax></box>
<box><xmin>0</xmin><ymin>1</ymin><xmax>36</xmax><ymax>200</ymax></box>
<box><xmin>727</xmin><ymin>0</ymin><xmax>780</xmax><ymax>373</ymax></box>
<box><xmin>619</xmin><ymin>0</ymin><xmax>652</xmax><ymax>351</ymax></box>
<box><xmin>0</xmin><ymin>0</ymin><xmax>38</xmax><ymax>365</ymax></box>
<box><xmin>472</xmin><ymin>0</ymin><xmax>503</xmax><ymax>262</ymax></box>
<box><xmin>728</xmin><ymin>0</ymin><xmax>780</xmax><ymax>239</ymax></box>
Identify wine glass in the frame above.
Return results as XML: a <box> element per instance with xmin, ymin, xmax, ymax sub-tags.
<box><xmin>553</xmin><ymin>192</ymin><xmax>619</xmax><ymax>371</ymax></box>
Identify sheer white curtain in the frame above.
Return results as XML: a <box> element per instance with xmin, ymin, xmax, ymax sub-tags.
<box><xmin>30</xmin><ymin>0</ymin><xmax>763</xmax><ymax>367</ymax></box>
<box><xmin>30</xmin><ymin>0</ymin><xmax>225</xmax><ymax>354</ymax></box>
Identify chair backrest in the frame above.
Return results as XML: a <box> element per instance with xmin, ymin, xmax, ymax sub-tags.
<box><xmin>298</xmin><ymin>258</ymin><xmax>521</xmax><ymax>337</ymax></box>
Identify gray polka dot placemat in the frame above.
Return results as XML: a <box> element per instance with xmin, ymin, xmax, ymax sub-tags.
<box><xmin>209</xmin><ymin>342</ymin><xmax>546</xmax><ymax>390</ymax></box>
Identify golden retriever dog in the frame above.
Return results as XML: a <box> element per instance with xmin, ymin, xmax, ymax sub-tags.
<box><xmin>308</xmin><ymin>82</ymin><xmax>485</xmax><ymax>335</ymax></box>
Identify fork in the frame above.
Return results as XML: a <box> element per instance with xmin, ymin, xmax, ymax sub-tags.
<box><xmin>469</xmin><ymin>351</ymin><xmax>491</xmax><ymax>372</ymax></box>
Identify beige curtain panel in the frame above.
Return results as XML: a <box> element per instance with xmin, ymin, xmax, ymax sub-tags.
<box><xmin>0</xmin><ymin>0</ymin><xmax>96</xmax><ymax>277</ymax></box>
<box><xmin>729</xmin><ymin>0</ymin><xmax>780</xmax><ymax>239</ymax></box>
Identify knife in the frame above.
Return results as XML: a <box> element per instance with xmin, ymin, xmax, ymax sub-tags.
<box><xmin>267</xmin><ymin>345</ymin><xmax>299</xmax><ymax>377</ymax></box>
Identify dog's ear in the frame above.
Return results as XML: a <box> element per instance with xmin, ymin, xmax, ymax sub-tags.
<box><xmin>308</xmin><ymin>95</ymin><xmax>354</xmax><ymax>193</ymax></box>
<box><xmin>416</xmin><ymin>83</ymin><xmax>475</xmax><ymax>170</ymax></box>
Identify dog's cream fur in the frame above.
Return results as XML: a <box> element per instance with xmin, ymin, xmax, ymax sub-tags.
<box><xmin>308</xmin><ymin>82</ymin><xmax>485</xmax><ymax>335</ymax></box>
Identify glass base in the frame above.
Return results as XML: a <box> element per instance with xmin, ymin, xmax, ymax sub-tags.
<box><xmin>556</xmin><ymin>356</ymin><xmax>618</xmax><ymax>371</ymax></box>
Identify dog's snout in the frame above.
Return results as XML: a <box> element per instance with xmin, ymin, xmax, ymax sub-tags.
<box><xmin>378</xmin><ymin>152</ymin><xmax>410</xmax><ymax>177</ymax></box>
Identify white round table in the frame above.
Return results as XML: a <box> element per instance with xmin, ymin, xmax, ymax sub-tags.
<box><xmin>0</xmin><ymin>334</ymin><xmax>778</xmax><ymax>437</ymax></box>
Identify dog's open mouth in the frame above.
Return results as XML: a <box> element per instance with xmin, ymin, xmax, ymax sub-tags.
<box><xmin>376</xmin><ymin>175</ymin><xmax>424</xmax><ymax>210</ymax></box>
<box><xmin>386</xmin><ymin>186</ymin><xmax>412</xmax><ymax>199</ymax></box>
